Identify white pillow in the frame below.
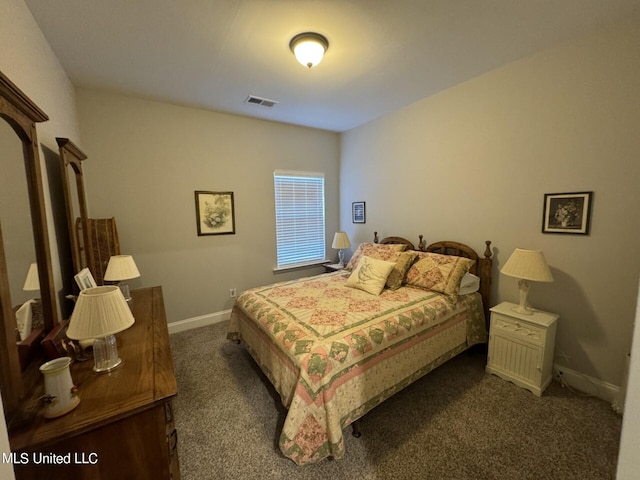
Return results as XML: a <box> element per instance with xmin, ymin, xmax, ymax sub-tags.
<box><xmin>346</xmin><ymin>255</ymin><xmax>396</xmax><ymax>295</ymax></box>
<box><xmin>15</xmin><ymin>299</ymin><xmax>35</xmax><ymax>341</ymax></box>
<box><xmin>458</xmin><ymin>273</ymin><xmax>480</xmax><ymax>295</ymax></box>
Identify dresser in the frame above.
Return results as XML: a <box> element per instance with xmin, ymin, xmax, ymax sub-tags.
<box><xmin>486</xmin><ymin>301</ymin><xmax>559</xmax><ymax>396</ymax></box>
<box><xmin>9</xmin><ymin>286</ymin><xmax>180</xmax><ymax>480</ymax></box>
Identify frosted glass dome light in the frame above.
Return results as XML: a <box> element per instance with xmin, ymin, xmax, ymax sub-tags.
<box><xmin>289</xmin><ymin>32</ymin><xmax>329</xmax><ymax>69</ymax></box>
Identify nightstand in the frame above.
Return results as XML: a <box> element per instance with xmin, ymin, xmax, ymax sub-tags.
<box><xmin>486</xmin><ymin>301</ymin><xmax>559</xmax><ymax>396</ymax></box>
<box><xmin>324</xmin><ymin>263</ymin><xmax>345</xmax><ymax>273</ymax></box>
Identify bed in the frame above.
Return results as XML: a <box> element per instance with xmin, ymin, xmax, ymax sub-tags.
<box><xmin>227</xmin><ymin>233</ymin><xmax>493</xmax><ymax>464</ymax></box>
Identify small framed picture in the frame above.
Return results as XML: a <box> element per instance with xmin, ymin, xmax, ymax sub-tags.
<box><xmin>74</xmin><ymin>268</ymin><xmax>97</xmax><ymax>291</ymax></box>
<box><xmin>542</xmin><ymin>191</ymin><xmax>593</xmax><ymax>235</ymax></box>
<box><xmin>352</xmin><ymin>201</ymin><xmax>366</xmax><ymax>224</ymax></box>
<box><xmin>195</xmin><ymin>191</ymin><xmax>236</xmax><ymax>236</ymax></box>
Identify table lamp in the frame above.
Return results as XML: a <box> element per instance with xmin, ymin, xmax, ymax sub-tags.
<box><xmin>23</xmin><ymin>262</ymin><xmax>40</xmax><ymax>291</ymax></box>
<box><xmin>332</xmin><ymin>232</ymin><xmax>351</xmax><ymax>266</ymax></box>
<box><xmin>500</xmin><ymin>248</ymin><xmax>554</xmax><ymax>315</ymax></box>
<box><xmin>66</xmin><ymin>286</ymin><xmax>135</xmax><ymax>373</ymax></box>
<box><xmin>23</xmin><ymin>262</ymin><xmax>43</xmax><ymax>327</ymax></box>
<box><xmin>104</xmin><ymin>255</ymin><xmax>140</xmax><ymax>301</ymax></box>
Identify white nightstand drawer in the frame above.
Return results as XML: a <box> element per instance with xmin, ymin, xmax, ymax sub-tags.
<box><xmin>491</xmin><ymin>313</ymin><xmax>544</xmax><ymax>345</ymax></box>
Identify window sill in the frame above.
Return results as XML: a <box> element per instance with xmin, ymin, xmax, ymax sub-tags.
<box><xmin>273</xmin><ymin>260</ymin><xmax>329</xmax><ymax>274</ymax></box>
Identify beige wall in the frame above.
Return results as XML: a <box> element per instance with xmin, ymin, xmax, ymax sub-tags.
<box><xmin>340</xmin><ymin>16</ymin><xmax>640</xmax><ymax>387</ymax></box>
<box><xmin>76</xmin><ymin>90</ymin><xmax>340</xmax><ymax>323</ymax></box>
<box><xmin>1</xmin><ymin>0</ymin><xmax>83</xmax><ymax>475</ymax></box>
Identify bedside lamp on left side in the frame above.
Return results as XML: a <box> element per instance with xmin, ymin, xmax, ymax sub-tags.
<box><xmin>104</xmin><ymin>255</ymin><xmax>140</xmax><ymax>302</ymax></box>
<box><xmin>332</xmin><ymin>232</ymin><xmax>351</xmax><ymax>266</ymax></box>
<box><xmin>22</xmin><ymin>262</ymin><xmax>43</xmax><ymax>328</ymax></box>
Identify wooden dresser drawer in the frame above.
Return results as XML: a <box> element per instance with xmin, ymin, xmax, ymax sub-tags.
<box><xmin>11</xmin><ymin>287</ymin><xmax>180</xmax><ymax>480</ymax></box>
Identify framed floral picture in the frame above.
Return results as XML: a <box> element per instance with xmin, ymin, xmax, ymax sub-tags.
<box><xmin>542</xmin><ymin>191</ymin><xmax>593</xmax><ymax>235</ymax></box>
<box><xmin>195</xmin><ymin>191</ymin><xmax>235</xmax><ymax>236</ymax></box>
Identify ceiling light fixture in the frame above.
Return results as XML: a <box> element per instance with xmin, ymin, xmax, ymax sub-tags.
<box><xmin>289</xmin><ymin>32</ymin><xmax>329</xmax><ymax>69</ymax></box>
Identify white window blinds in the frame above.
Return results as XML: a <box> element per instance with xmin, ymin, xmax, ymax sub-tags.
<box><xmin>274</xmin><ymin>170</ymin><xmax>326</xmax><ymax>268</ymax></box>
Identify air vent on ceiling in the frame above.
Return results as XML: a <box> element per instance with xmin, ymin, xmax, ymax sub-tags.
<box><xmin>245</xmin><ymin>95</ymin><xmax>278</xmax><ymax>108</ymax></box>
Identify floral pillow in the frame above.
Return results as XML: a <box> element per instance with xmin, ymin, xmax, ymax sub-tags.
<box><xmin>384</xmin><ymin>251</ymin><xmax>418</xmax><ymax>290</ymax></box>
<box><xmin>349</xmin><ymin>248</ymin><xmax>417</xmax><ymax>289</ymax></box>
<box><xmin>405</xmin><ymin>252</ymin><xmax>475</xmax><ymax>295</ymax></box>
<box><xmin>346</xmin><ymin>255</ymin><xmax>397</xmax><ymax>296</ymax></box>
<box><xmin>346</xmin><ymin>242</ymin><xmax>407</xmax><ymax>271</ymax></box>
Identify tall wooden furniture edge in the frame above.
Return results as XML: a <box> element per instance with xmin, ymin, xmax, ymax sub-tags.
<box><xmin>0</xmin><ymin>71</ymin><xmax>59</xmax><ymax>414</ymax></box>
<box><xmin>10</xmin><ymin>286</ymin><xmax>180</xmax><ymax>480</ymax></box>
<box><xmin>56</xmin><ymin>137</ymin><xmax>93</xmax><ymax>277</ymax></box>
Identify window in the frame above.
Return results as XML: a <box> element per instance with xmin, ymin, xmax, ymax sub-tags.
<box><xmin>274</xmin><ymin>170</ymin><xmax>326</xmax><ymax>269</ymax></box>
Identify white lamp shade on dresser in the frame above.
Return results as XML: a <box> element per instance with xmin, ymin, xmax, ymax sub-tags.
<box><xmin>104</xmin><ymin>255</ymin><xmax>140</xmax><ymax>281</ymax></box>
<box><xmin>67</xmin><ymin>286</ymin><xmax>135</xmax><ymax>340</ymax></box>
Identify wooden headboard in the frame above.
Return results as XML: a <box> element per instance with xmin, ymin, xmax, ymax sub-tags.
<box><xmin>374</xmin><ymin>232</ymin><xmax>493</xmax><ymax>326</ymax></box>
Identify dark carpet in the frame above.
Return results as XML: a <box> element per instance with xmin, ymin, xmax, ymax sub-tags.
<box><xmin>170</xmin><ymin>322</ymin><xmax>621</xmax><ymax>480</ymax></box>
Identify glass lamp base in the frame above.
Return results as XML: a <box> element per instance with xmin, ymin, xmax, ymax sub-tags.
<box><xmin>118</xmin><ymin>282</ymin><xmax>132</xmax><ymax>302</ymax></box>
<box><xmin>92</xmin><ymin>335</ymin><xmax>123</xmax><ymax>373</ymax></box>
<box><xmin>93</xmin><ymin>357</ymin><xmax>122</xmax><ymax>373</ymax></box>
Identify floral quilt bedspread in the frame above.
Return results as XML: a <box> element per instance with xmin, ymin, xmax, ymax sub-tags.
<box><xmin>227</xmin><ymin>271</ymin><xmax>487</xmax><ymax>464</ymax></box>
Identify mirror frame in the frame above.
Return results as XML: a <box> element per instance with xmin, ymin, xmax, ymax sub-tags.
<box><xmin>57</xmin><ymin>137</ymin><xmax>91</xmax><ymax>277</ymax></box>
<box><xmin>0</xmin><ymin>71</ymin><xmax>59</xmax><ymax>414</ymax></box>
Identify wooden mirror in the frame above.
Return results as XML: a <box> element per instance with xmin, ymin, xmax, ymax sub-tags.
<box><xmin>0</xmin><ymin>71</ymin><xmax>59</xmax><ymax>415</ymax></box>
<box><xmin>57</xmin><ymin>137</ymin><xmax>92</xmax><ymax>277</ymax></box>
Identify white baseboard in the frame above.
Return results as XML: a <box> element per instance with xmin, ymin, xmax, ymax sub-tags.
<box><xmin>553</xmin><ymin>363</ymin><xmax>619</xmax><ymax>405</ymax></box>
<box><xmin>168</xmin><ymin>309</ymin><xmax>231</xmax><ymax>335</ymax></box>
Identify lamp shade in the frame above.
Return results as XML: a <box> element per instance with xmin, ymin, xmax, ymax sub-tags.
<box><xmin>67</xmin><ymin>286</ymin><xmax>135</xmax><ymax>340</ymax></box>
<box><xmin>23</xmin><ymin>262</ymin><xmax>40</xmax><ymax>291</ymax></box>
<box><xmin>332</xmin><ymin>231</ymin><xmax>351</xmax><ymax>250</ymax></box>
<box><xmin>500</xmin><ymin>248</ymin><xmax>554</xmax><ymax>282</ymax></box>
<box><xmin>289</xmin><ymin>32</ymin><xmax>329</xmax><ymax>68</ymax></box>
<box><xmin>104</xmin><ymin>255</ymin><xmax>140</xmax><ymax>281</ymax></box>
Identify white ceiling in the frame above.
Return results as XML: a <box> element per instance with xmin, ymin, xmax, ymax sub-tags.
<box><xmin>24</xmin><ymin>0</ymin><xmax>640</xmax><ymax>132</ymax></box>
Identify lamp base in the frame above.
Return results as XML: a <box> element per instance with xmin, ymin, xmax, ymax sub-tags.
<box><xmin>93</xmin><ymin>357</ymin><xmax>122</xmax><ymax>373</ymax></box>
<box><xmin>92</xmin><ymin>334</ymin><xmax>123</xmax><ymax>373</ymax></box>
<box><xmin>118</xmin><ymin>282</ymin><xmax>132</xmax><ymax>302</ymax></box>
<box><xmin>511</xmin><ymin>305</ymin><xmax>534</xmax><ymax>315</ymax></box>
<box><xmin>512</xmin><ymin>279</ymin><xmax>534</xmax><ymax>315</ymax></box>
